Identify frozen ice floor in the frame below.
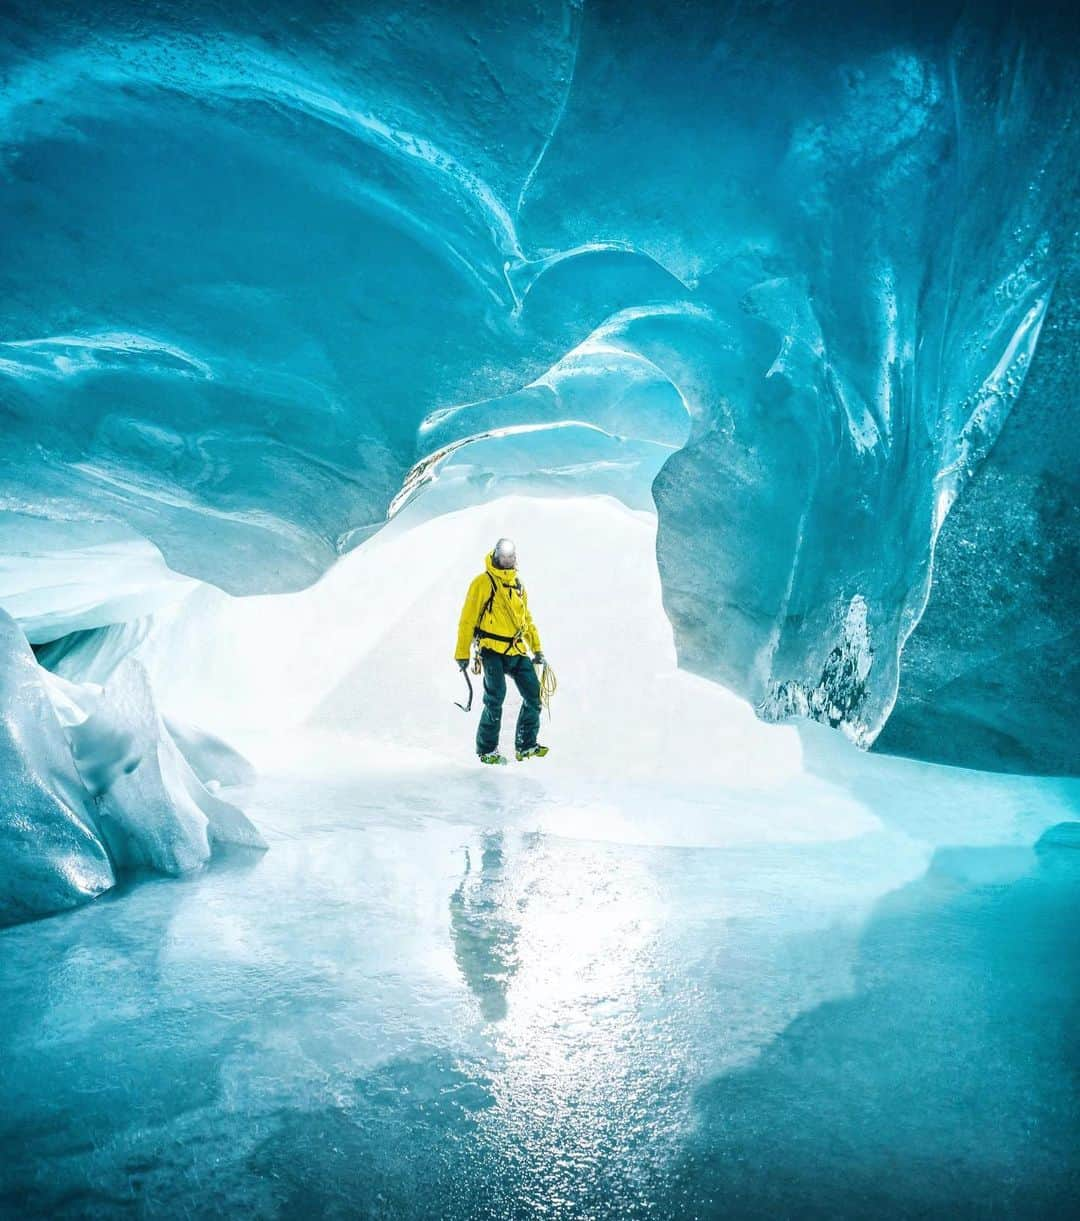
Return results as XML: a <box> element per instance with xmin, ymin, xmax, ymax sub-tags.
<box><xmin>2</xmin><ymin>728</ymin><xmax>1078</xmax><ymax>1219</ymax></box>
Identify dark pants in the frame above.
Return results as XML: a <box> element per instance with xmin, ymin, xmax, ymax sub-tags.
<box><xmin>476</xmin><ymin>649</ymin><xmax>541</xmax><ymax>756</ymax></box>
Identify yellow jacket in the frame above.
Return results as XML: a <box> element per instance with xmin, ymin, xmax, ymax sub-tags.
<box><xmin>455</xmin><ymin>552</ymin><xmax>542</xmax><ymax>661</ymax></box>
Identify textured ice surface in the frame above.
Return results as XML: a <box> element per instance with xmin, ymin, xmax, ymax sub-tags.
<box><xmin>878</xmin><ymin>249</ymin><xmax>1080</xmax><ymax>774</ymax></box>
<box><xmin>0</xmin><ymin>609</ymin><xmax>113</xmax><ymax>926</ymax></box>
<box><xmin>1</xmin><ymin>722</ymin><xmax>1076</xmax><ymax>1214</ymax></box>
<box><xmin>0</xmin><ymin>1</ymin><xmax>1075</xmax><ymax>767</ymax></box>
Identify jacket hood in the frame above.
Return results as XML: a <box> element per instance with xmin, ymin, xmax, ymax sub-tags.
<box><xmin>484</xmin><ymin>552</ymin><xmax>518</xmax><ymax>583</ymax></box>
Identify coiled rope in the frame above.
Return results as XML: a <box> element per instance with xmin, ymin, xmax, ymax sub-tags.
<box><xmin>537</xmin><ymin>659</ymin><xmax>557</xmax><ymax>720</ymax></box>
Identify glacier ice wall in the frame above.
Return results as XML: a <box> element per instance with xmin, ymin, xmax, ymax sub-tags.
<box><xmin>0</xmin><ymin>0</ymin><xmax>1077</xmax><ymax>769</ymax></box>
<box><xmin>877</xmin><ymin>248</ymin><xmax>1080</xmax><ymax>773</ymax></box>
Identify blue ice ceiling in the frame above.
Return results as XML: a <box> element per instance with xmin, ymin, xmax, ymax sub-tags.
<box><xmin>1</xmin><ymin>0</ymin><xmax>1077</xmax><ymax>772</ymax></box>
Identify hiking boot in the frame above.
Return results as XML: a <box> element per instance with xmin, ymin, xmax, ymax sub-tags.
<box><xmin>479</xmin><ymin>752</ymin><xmax>508</xmax><ymax>766</ymax></box>
<box><xmin>515</xmin><ymin>744</ymin><xmax>550</xmax><ymax>761</ymax></box>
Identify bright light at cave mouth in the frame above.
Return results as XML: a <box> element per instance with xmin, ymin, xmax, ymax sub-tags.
<box><xmin>1</xmin><ymin>0</ymin><xmax>1078</xmax><ymax>1216</ymax></box>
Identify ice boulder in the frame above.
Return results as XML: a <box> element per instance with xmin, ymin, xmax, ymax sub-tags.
<box><xmin>0</xmin><ymin>609</ymin><xmax>114</xmax><ymax>927</ymax></box>
<box><xmin>93</xmin><ymin>658</ymin><xmax>266</xmax><ymax>873</ymax></box>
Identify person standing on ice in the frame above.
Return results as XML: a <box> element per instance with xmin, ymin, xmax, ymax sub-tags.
<box><xmin>455</xmin><ymin>537</ymin><xmax>549</xmax><ymax>765</ymax></box>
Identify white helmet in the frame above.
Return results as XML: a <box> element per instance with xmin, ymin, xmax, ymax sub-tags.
<box><xmin>492</xmin><ymin>537</ymin><xmax>517</xmax><ymax>569</ymax></box>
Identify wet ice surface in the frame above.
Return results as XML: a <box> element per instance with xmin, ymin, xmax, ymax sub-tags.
<box><xmin>2</xmin><ymin>729</ymin><xmax>1078</xmax><ymax>1219</ymax></box>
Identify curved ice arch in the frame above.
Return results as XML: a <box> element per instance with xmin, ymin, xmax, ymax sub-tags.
<box><xmin>0</xmin><ymin>0</ymin><xmax>1074</xmax><ymax>759</ymax></box>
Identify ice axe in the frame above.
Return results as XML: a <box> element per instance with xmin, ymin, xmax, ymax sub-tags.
<box><xmin>454</xmin><ymin>666</ymin><xmax>474</xmax><ymax>713</ymax></box>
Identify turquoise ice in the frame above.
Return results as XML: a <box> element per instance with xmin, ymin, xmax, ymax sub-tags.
<box><xmin>0</xmin><ymin>0</ymin><xmax>1075</xmax><ymax>767</ymax></box>
<box><xmin>0</xmin><ymin>1</ymin><xmax>1078</xmax><ymax>1214</ymax></box>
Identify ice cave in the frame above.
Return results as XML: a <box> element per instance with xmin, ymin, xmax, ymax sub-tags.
<box><xmin>1</xmin><ymin>0</ymin><xmax>1078</xmax><ymax>1216</ymax></box>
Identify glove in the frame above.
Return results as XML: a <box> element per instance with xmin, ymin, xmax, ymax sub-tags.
<box><xmin>533</xmin><ymin>652</ymin><xmax>546</xmax><ymax>666</ymax></box>
<box><xmin>457</xmin><ymin>659</ymin><xmax>469</xmax><ymax>671</ymax></box>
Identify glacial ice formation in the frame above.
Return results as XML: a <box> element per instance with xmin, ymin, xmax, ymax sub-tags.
<box><xmin>0</xmin><ymin>599</ymin><xmax>264</xmax><ymax>926</ymax></box>
<box><xmin>0</xmin><ymin>514</ymin><xmax>196</xmax><ymax>646</ymax></box>
<box><xmin>92</xmin><ymin>657</ymin><xmax>265</xmax><ymax>873</ymax></box>
<box><xmin>877</xmin><ymin>249</ymin><xmax>1080</xmax><ymax>773</ymax></box>
<box><xmin>0</xmin><ymin>609</ymin><xmax>114</xmax><ymax>925</ymax></box>
<box><xmin>2</xmin><ymin>495</ymin><xmax>1079</xmax><ymax>1211</ymax></box>
<box><xmin>0</xmin><ymin>3</ymin><xmax>1077</xmax><ymax>1206</ymax></box>
<box><xmin>0</xmin><ymin>0</ymin><xmax>1077</xmax><ymax>784</ymax></box>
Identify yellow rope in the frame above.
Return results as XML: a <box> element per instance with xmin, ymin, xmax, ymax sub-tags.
<box><xmin>537</xmin><ymin>660</ymin><xmax>557</xmax><ymax>720</ymax></box>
